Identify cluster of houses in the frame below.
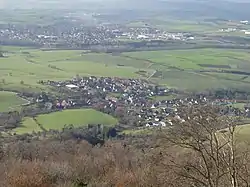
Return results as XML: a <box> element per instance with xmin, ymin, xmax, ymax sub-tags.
<box><xmin>218</xmin><ymin>20</ymin><xmax>250</xmax><ymax>35</ymax></box>
<box><xmin>134</xmin><ymin>97</ymin><xmax>250</xmax><ymax>128</ymax></box>
<box><xmin>0</xmin><ymin>23</ymin><xmax>117</xmax><ymax>47</ymax></box>
<box><xmin>0</xmin><ymin>21</ymin><xmax>195</xmax><ymax>48</ymax></box>
<box><xmin>36</xmin><ymin>76</ymin><xmax>250</xmax><ymax>129</ymax></box>
<box><xmin>116</xmin><ymin>27</ymin><xmax>194</xmax><ymax>41</ymax></box>
<box><xmin>43</xmin><ymin>76</ymin><xmax>173</xmax><ymax>101</ymax></box>
<box><xmin>38</xmin><ymin>76</ymin><xmax>174</xmax><ymax>113</ymax></box>
<box><xmin>129</xmin><ymin>97</ymin><xmax>207</xmax><ymax>127</ymax></box>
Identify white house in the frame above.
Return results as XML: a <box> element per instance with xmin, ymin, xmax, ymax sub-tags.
<box><xmin>137</xmin><ymin>35</ymin><xmax>149</xmax><ymax>39</ymax></box>
<box><xmin>66</xmin><ymin>84</ymin><xmax>78</xmax><ymax>89</ymax></box>
<box><xmin>159</xmin><ymin>121</ymin><xmax>166</xmax><ymax>127</ymax></box>
<box><xmin>240</xmin><ymin>20</ymin><xmax>249</xmax><ymax>24</ymax></box>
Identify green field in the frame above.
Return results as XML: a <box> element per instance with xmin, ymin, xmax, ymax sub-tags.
<box><xmin>227</xmin><ymin>103</ymin><xmax>246</xmax><ymax>109</ymax></box>
<box><xmin>0</xmin><ymin>46</ymin><xmax>151</xmax><ymax>92</ymax></box>
<box><xmin>2</xmin><ymin>46</ymin><xmax>250</xmax><ymax>93</ymax></box>
<box><xmin>0</xmin><ymin>91</ymin><xmax>27</xmax><ymax>112</ymax></box>
<box><xmin>13</xmin><ymin>109</ymin><xmax>118</xmax><ymax>134</ymax></box>
<box><xmin>124</xmin><ymin>49</ymin><xmax>250</xmax><ymax>70</ymax></box>
<box><xmin>127</xmin><ymin>18</ymin><xmax>221</xmax><ymax>33</ymax></box>
<box><xmin>13</xmin><ymin>117</ymin><xmax>42</xmax><ymax>134</ymax></box>
<box><xmin>0</xmin><ymin>9</ymin><xmax>77</xmax><ymax>25</ymax></box>
<box><xmin>232</xmin><ymin>124</ymin><xmax>250</xmax><ymax>142</ymax></box>
<box><xmin>124</xmin><ymin>49</ymin><xmax>250</xmax><ymax>91</ymax></box>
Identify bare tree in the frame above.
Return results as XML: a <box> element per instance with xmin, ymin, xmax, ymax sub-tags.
<box><xmin>160</xmin><ymin>105</ymin><xmax>250</xmax><ymax>187</ymax></box>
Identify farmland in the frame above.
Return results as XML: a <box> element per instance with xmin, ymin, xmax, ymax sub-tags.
<box><xmin>124</xmin><ymin>49</ymin><xmax>250</xmax><ymax>70</ymax></box>
<box><xmin>225</xmin><ymin>124</ymin><xmax>250</xmax><ymax>142</ymax></box>
<box><xmin>124</xmin><ymin>49</ymin><xmax>250</xmax><ymax>91</ymax></box>
<box><xmin>0</xmin><ymin>46</ymin><xmax>149</xmax><ymax>93</ymax></box>
<box><xmin>12</xmin><ymin>117</ymin><xmax>43</xmax><ymax>134</ymax></box>
<box><xmin>13</xmin><ymin>109</ymin><xmax>118</xmax><ymax>134</ymax></box>
<box><xmin>0</xmin><ymin>91</ymin><xmax>28</xmax><ymax>112</ymax></box>
<box><xmin>2</xmin><ymin>46</ymin><xmax>250</xmax><ymax>93</ymax></box>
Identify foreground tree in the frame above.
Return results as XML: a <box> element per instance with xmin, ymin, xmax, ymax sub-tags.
<box><xmin>161</xmin><ymin>105</ymin><xmax>250</xmax><ymax>187</ymax></box>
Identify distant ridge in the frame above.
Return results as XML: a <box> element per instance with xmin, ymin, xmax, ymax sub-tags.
<box><xmin>1</xmin><ymin>0</ymin><xmax>250</xmax><ymax>20</ymax></box>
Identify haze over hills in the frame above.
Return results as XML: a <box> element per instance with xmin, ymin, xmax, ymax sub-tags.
<box><xmin>1</xmin><ymin>0</ymin><xmax>250</xmax><ymax>20</ymax></box>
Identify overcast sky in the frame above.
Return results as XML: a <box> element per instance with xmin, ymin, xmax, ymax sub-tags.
<box><xmin>0</xmin><ymin>0</ymin><xmax>249</xmax><ymax>9</ymax></box>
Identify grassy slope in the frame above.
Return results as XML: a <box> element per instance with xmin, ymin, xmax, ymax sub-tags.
<box><xmin>124</xmin><ymin>48</ymin><xmax>250</xmax><ymax>91</ymax></box>
<box><xmin>13</xmin><ymin>117</ymin><xmax>42</xmax><ymax>134</ymax></box>
<box><xmin>38</xmin><ymin>109</ymin><xmax>118</xmax><ymax>130</ymax></box>
<box><xmin>124</xmin><ymin>49</ymin><xmax>250</xmax><ymax>69</ymax></box>
<box><xmin>2</xmin><ymin>46</ymin><xmax>250</xmax><ymax>92</ymax></box>
<box><xmin>0</xmin><ymin>91</ymin><xmax>27</xmax><ymax>112</ymax></box>
<box><xmin>233</xmin><ymin>124</ymin><xmax>250</xmax><ymax>142</ymax></box>
<box><xmin>13</xmin><ymin>109</ymin><xmax>118</xmax><ymax>134</ymax></box>
<box><xmin>0</xmin><ymin>47</ymin><xmax>145</xmax><ymax>92</ymax></box>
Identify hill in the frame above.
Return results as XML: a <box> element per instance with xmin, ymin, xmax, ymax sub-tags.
<box><xmin>1</xmin><ymin>0</ymin><xmax>250</xmax><ymax>21</ymax></box>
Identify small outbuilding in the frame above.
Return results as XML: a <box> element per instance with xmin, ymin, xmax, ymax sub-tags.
<box><xmin>66</xmin><ymin>84</ymin><xmax>79</xmax><ymax>89</ymax></box>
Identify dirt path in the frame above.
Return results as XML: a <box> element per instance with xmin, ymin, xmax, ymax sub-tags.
<box><xmin>147</xmin><ymin>70</ymin><xmax>157</xmax><ymax>80</ymax></box>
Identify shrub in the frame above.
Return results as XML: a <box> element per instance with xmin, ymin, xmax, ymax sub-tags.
<box><xmin>5</xmin><ymin>161</ymin><xmax>54</xmax><ymax>187</ymax></box>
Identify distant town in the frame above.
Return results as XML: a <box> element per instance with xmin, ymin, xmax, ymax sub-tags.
<box><xmin>0</xmin><ymin>22</ymin><xmax>194</xmax><ymax>48</ymax></box>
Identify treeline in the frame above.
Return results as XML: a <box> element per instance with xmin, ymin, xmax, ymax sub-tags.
<box><xmin>59</xmin><ymin>42</ymin><xmax>250</xmax><ymax>53</ymax></box>
<box><xmin>1</xmin><ymin>106</ymin><xmax>250</xmax><ymax>187</ymax></box>
<box><xmin>2</xmin><ymin>39</ymin><xmax>250</xmax><ymax>53</ymax></box>
<box><xmin>0</xmin><ymin>39</ymin><xmax>41</xmax><ymax>47</ymax></box>
<box><xmin>196</xmin><ymin>88</ymin><xmax>250</xmax><ymax>101</ymax></box>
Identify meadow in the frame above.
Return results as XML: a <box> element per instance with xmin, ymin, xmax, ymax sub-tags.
<box><xmin>222</xmin><ymin>124</ymin><xmax>250</xmax><ymax>143</ymax></box>
<box><xmin>0</xmin><ymin>46</ymin><xmax>152</xmax><ymax>93</ymax></box>
<box><xmin>0</xmin><ymin>46</ymin><xmax>146</xmax><ymax>131</ymax></box>
<box><xmin>2</xmin><ymin>46</ymin><xmax>250</xmax><ymax>93</ymax></box>
<box><xmin>13</xmin><ymin>109</ymin><xmax>118</xmax><ymax>134</ymax></box>
<box><xmin>0</xmin><ymin>91</ymin><xmax>28</xmax><ymax>112</ymax></box>
<box><xmin>124</xmin><ymin>48</ymin><xmax>250</xmax><ymax>91</ymax></box>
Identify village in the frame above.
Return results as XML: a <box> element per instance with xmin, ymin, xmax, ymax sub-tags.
<box><xmin>0</xmin><ymin>75</ymin><xmax>249</xmax><ymax>134</ymax></box>
<box><xmin>31</xmin><ymin>76</ymin><xmax>250</xmax><ymax>130</ymax></box>
<box><xmin>0</xmin><ymin>22</ymin><xmax>194</xmax><ymax>48</ymax></box>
